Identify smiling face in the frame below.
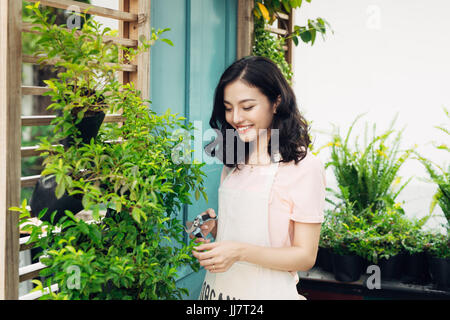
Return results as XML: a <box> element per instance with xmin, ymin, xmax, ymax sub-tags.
<box><xmin>223</xmin><ymin>80</ymin><xmax>278</xmax><ymax>143</ymax></box>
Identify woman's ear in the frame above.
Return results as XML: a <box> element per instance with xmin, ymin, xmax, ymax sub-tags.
<box><xmin>273</xmin><ymin>95</ymin><xmax>281</xmax><ymax>114</ymax></box>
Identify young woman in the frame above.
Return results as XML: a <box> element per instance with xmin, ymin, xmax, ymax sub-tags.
<box><xmin>190</xmin><ymin>56</ymin><xmax>326</xmax><ymax>300</ymax></box>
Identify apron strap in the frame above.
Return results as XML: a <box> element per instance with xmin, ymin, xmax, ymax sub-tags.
<box><xmin>221</xmin><ymin>151</ymin><xmax>281</xmax><ymax>185</ymax></box>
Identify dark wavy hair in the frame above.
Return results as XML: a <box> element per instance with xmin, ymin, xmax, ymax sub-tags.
<box><xmin>204</xmin><ymin>56</ymin><xmax>311</xmax><ymax>170</ymax></box>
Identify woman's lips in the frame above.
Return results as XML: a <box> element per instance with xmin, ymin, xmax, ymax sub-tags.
<box><xmin>236</xmin><ymin>125</ymin><xmax>253</xmax><ymax>134</ymax></box>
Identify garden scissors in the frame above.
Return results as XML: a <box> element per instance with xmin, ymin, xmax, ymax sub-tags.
<box><xmin>184</xmin><ymin>212</ymin><xmax>217</xmax><ymax>239</ymax></box>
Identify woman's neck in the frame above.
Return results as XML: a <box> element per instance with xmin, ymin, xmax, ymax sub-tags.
<box><xmin>246</xmin><ymin>129</ymin><xmax>272</xmax><ymax>166</ymax></box>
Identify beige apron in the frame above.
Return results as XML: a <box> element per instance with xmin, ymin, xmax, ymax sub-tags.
<box><xmin>198</xmin><ymin>155</ymin><xmax>303</xmax><ymax>300</ymax></box>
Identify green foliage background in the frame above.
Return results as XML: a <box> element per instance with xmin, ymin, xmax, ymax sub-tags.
<box><xmin>15</xmin><ymin>2</ymin><xmax>205</xmax><ymax>300</ymax></box>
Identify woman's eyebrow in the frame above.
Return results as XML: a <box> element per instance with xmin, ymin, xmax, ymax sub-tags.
<box><xmin>223</xmin><ymin>99</ymin><xmax>257</xmax><ymax>105</ymax></box>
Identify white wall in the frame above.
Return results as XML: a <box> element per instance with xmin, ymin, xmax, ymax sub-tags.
<box><xmin>293</xmin><ymin>0</ymin><xmax>449</xmax><ymax>231</ymax></box>
<box><xmin>90</xmin><ymin>0</ymin><xmax>119</xmax><ymax>30</ymax></box>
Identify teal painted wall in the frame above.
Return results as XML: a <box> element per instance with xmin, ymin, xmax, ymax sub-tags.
<box><xmin>150</xmin><ymin>0</ymin><xmax>237</xmax><ymax>299</ymax></box>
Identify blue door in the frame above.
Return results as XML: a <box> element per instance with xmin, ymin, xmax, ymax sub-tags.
<box><xmin>150</xmin><ymin>0</ymin><xmax>237</xmax><ymax>299</ymax></box>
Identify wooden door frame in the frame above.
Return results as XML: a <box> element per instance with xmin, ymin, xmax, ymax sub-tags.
<box><xmin>0</xmin><ymin>0</ymin><xmax>22</xmax><ymax>300</ymax></box>
<box><xmin>237</xmin><ymin>0</ymin><xmax>254</xmax><ymax>59</ymax></box>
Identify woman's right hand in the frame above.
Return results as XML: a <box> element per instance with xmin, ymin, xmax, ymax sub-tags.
<box><xmin>188</xmin><ymin>208</ymin><xmax>217</xmax><ymax>243</ymax></box>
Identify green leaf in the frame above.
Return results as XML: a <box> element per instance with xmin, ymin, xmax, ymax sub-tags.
<box><xmin>64</xmin><ymin>210</ymin><xmax>77</xmax><ymax>221</ymax></box>
<box><xmin>160</xmin><ymin>38</ymin><xmax>174</xmax><ymax>46</ymax></box>
<box><xmin>92</xmin><ymin>205</ymin><xmax>100</xmax><ymax>221</ymax></box>
<box><xmin>195</xmin><ymin>189</ymin><xmax>200</xmax><ymax>201</ymax></box>
<box><xmin>131</xmin><ymin>207</ymin><xmax>141</xmax><ymax>224</ymax></box>
<box><xmin>299</xmin><ymin>28</ymin><xmax>312</xmax><ymax>43</ymax></box>
<box><xmin>82</xmin><ymin>194</ymin><xmax>90</xmax><ymax>209</ymax></box>
<box><xmin>89</xmin><ymin>226</ymin><xmax>102</xmax><ymax>243</ymax></box>
<box><xmin>55</xmin><ymin>180</ymin><xmax>65</xmax><ymax>199</ymax></box>
<box><xmin>38</xmin><ymin>208</ymin><xmax>49</xmax><ymax>220</ymax></box>
<box><xmin>310</xmin><ymin>28</ymin><xmax>316</xmax><ymax>45</ymax></box>
<box><xmin>78</xmin><ymin>221</ymin><xmax>89</xmax><ymax>235</ymax></box>
<box><xmin>201</xmin><ymin>189</ymin><xmax>209</xmax><ymax>203</ymax></box>
<box><xmin>50</xmin><ymin>210</ymin><xmax>58</xmax><ymax>225</ymax></box>
<box><xmin>281</xmin><ymin>0</ymin><xmax>291</xmax><ymax>13</ymax></box>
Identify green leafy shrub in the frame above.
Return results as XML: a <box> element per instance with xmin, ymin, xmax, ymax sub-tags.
<box><xmin>322</xmin><ymin>204</ymin><xmax>419</xmax><ymax>264</ymax></box>
<box><xmin>397</xmin><ymin>213</ymin><xmax>431</xmax><ymax>256</ymax></box>
<box><xmin>252</xmin><ymin>1</ymin><xmax>333</xmax><ymax>85</ymax></box>
<box><xmin>423</xmin><ymin>231</ymin><xmax>450</xmax><ymax>259</ymax></box>
<box><xmin>253</xmin><ymin>18</ymin><xmax>293</xmax><ymax>83</ymax></box>
<box><xmin>12</xmin><ymin>3</ymin><xmax>205</xmax><ymax>300</ymax></box>
<box><xmin>253</xmin><ymin>0</ymin><xmax>331</xmax><ymax>47</ymax></box>
<box><xmin>415</xmin><ymin>107</ymin><xmax>449</xmax><ymax>225</ymax></box>
<box><xmin>413</xmin><ymin>107</ymin><xmax>449</xmax><ymax>260</ymax></box>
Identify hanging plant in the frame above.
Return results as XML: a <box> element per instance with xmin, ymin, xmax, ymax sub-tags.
<box><xmin>253</xmin><ymin>0</ymin><xmax>333</xmax><ymax>47</ymax></box>
<box><xmin>252</xmin><ymin>0</ymin><xmax>333</xmax><ymax>85</ymax></box>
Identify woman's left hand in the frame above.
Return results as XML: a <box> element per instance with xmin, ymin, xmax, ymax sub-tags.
<box><xmin>192</xmin><ymin>240</ymin><xmax>243</xmax><ymax>273</ymax></box>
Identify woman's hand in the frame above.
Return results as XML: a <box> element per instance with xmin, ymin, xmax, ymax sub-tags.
<box><xmin>192</xmin><ymin>241</ymin><xmax>243</xmax><ymax>273</ymax></box>
<box><xmin>188</xmin><ymin>208</ymin><xmax>217</xmax><ymax>244</ymax></box>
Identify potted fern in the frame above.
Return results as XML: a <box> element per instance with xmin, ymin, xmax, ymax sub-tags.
<box><xmin>400</xmin><ymin>216</ymin><xmax>431</xmax><ymax>284</ymax></box>
<box><xmin>423</xmin><ymin>232</ymin><xmax>450</xmax><ymax>290</ymax></box>
<box><xmin>326</xmin><ymin>205</ymin><xmax>365</xmax><ymax>282</ymax></box>
<box><xmin>414</xmin><ymin>107</ymin><xmax>450</xmax><ymax>290</ymax></box>
<box><xmin>324</xmin><ymin>113</ymin><xmax>415</xmax><ymax>282</ymax></box>
<box><xmin>317</xmin><ymin>209</ymin><xmax>334</xmax><ymax>273</ymax></box>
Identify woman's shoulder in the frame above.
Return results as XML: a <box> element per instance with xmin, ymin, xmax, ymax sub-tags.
<box><xmin>275</xmin><ymin>150</ymin><xmax>327</xmax><ymax>197</ymax></box>
<box><xmin>276</xmin><ymin>151</ymin><xmax>325</xmax><ymax>188</ymax></box>
<box><xmin>279</xmin><ymin>150</ymin><xmax>324</xmax><ymax>172</ymax></box>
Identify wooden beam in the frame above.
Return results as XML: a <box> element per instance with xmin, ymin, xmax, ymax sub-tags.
<box><xmin>130</xmin><ymin>0</ymin><xmax>151</xmax><ymax>101</ymax></box>
<box><xmin>286</xmin><ymin>9</ymin><xmax>294</xmax><ymax>66</ymax></box>
<box><xmin>19</xmin><ymin>262</ymin><xmax>47</xmax><ymax>282</ymax></box>
<box><xmin>27</xmin><ymin>0</ymin><xmax>138</xmax><ymax>22</ymax></box>
<box><xmin>19</xmin><ymin>236</ymin><xmax>36</xmax><ymax>252</ymax></box>
<box><xmin>275</xmin><ymin>9</ymin><xmax>294</xmax><ymax>66</ymax></box>
<box><xmin>22</xmin><ymin>22</ymin><xmax>138</xmax><ymax>48</ymax></box>
<box><xmin>20</xmin><ymin>175</ymin><xmax>41</xmax><ymax>188</ymax></box>
<box><xmin>237</xmin><ymin>0</ymin><xmax>254</xmax><ymax>59</ymax></box>
<box><xmin>22</xmin><ymin>145</ymin><xmax>43</xmax><ymax>158</ymax></box>
<box><xmin>275</xmin><ymin>11</ymin><xmax>289</xmax><ymax>20</ymax></box>
<box><xmin>264</xmin><ymin>25</ymin><xmax>288</xmax><ymax>36</ymax></box>
<box><xmin>21</xmin><ymin>114</ymin><xmax>126</xmax><ymax>126</ymax></box>
<box><xmin>22</xmin><ymin>139</ymin><xmax>123</xmax><ymax>158</ymax></box>
<box><xmin>119</xmin><ymin>0</ymin><xmax>151</xmax><ymax>101</ymax></box>
<box><xmin>19</xmin><ymin>283</ymin><xmax>58</xmax><ymax>300</ymax></box>
<box><xmin>22</xmin><ymin>54</ymin><xmax>137</xmax><ymax>72</ymax></box>
<box><xmin>22</xmin><ymin>86</ymin><xmax>51</xmax><ymax>96</ymax></box>
<box><xmin>0</xmin><ymin>0</ymin><xmax>21</xmax><ymax>300</ymax></box>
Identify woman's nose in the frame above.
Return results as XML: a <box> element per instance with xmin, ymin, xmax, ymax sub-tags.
<box><xmin>232</xmin><ymin>108</ymin><xmax>244</xmax><ymax>124</ymax></box>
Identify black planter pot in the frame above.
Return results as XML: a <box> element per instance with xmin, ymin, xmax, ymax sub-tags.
<box><xmin>427</xmin><ymin>254</ymin><xmax>449</xmax><ymax>290</ymax></box>
<box><xmin>313</xmin><ymin>247</ymin><xmax>322</xmax><ymax>269</ymax></box>
<box><xmin>331</xmin><ymin>252</ymin><xmax>364</xmax><ymax>282</ymax></box>
<box><xmin>378</xmin><ymin>253</ymin><xmax>404</xmax><ymax>281</ymax></box>
<box><xmin>361</xmin><ymin>257</ymin><xmax>370</xmax><ymax>274</ymax></box>
<box><xmin>60</xmin><ymin>111</ymin><xmax>105</xmax><ymax>148</ymax></box>
<box><xmin>401</xmin><ymin>252</ymin><xmax>430</xmax><ymax>285</ymax></box>
<box><xmin>30</xmin><ymin>111</ymin><xmax>105</xmax><ymax>224</ymax></box>
<box><xmin>319</xmin><ymin>247</ymin><xmax>334</xmax><ymax>273</ymax></box>
<box><xmin>29</xmin><ymin>175</ymin><xmax>83</xmax><ymax>224</ymax></box>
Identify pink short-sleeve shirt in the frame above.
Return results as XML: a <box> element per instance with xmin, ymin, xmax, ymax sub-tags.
<box><xmin>220</xmin><ymin>151</ymin><xmax>326</xmax><ymax>283</ymax></box>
